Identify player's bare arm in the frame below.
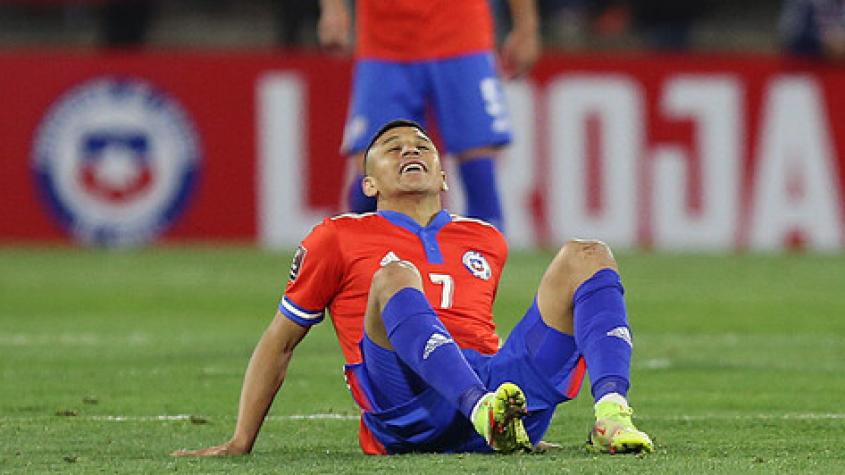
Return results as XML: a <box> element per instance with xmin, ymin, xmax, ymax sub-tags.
<box><xmin>501</xmin><ymin>0</ymin><xmax>541</xmax><ymax>78</ymax></box>
<box><xmin>318</xmin><ymin>0</ymin><xmax>352</xmax><ymax>53</ymax></box>
<box><xmin>172</xmin><ymin>313</ymin><xmax>309</xmax><ymax>457</ymax></box>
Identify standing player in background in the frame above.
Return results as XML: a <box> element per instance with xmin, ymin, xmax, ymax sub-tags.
<box><xmin>172</xmin><ymin>120</ymin><xmax>653</xmax><ymax>456</ymax></box>
<box><xmin>317</xmin><ymin>0</ymin><xmax>541</xmax><ymax>231</ymax></box>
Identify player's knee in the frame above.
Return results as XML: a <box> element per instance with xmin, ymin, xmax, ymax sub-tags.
<box><xmin>370</xmin><ymin>261</ymin><xmax>423</xmax><ymax>304</ymax></box>
<box><xmin>562</xmin><ymin>239</ymin><xmax>616</xmax><ymax>267</ymax></box>
<box><xmin>555</xmin><ymin>239</ymin><xmax>618</xmax><ymax>283</ymax></box>
<box><xmin>563</xmin><ymin>238</ymin><xmax>613</xmax><ymax>256</ymax></box>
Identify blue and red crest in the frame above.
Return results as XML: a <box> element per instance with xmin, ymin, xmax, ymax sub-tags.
<box><xmin>462</xmin><ymin>250</ymin><xmax>492</xmax><ymax>281</ymax></box>
<box><xmin>79</xmin><ymin>133</ymin><xmax>154</xmax><ymax>203</ymax></box>
<box><xmin>32</xmin><ymin>77</ymin><xmax>201</xmax><ymax>246</ymax></box>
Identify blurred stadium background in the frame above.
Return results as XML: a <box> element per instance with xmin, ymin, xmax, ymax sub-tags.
<box><xmin>1</xmin><ymin>0</ymin><xmax>843</xmax><ymax>250</ymax></box>
<box><xmin>2</xmin><ymin>0</ymin><xmax>845</xmax><ymax>472</ymax></box>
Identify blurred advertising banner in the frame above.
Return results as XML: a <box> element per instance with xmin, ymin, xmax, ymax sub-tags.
<box><xmin>0</xmin><ymin>52</ymin><xmax>350</xmax><ymax>246</ymax></box>
<box><xmin>0</xmin><ymin>52</ymin><xmax>843</xmax><ymax>250</ymax></box>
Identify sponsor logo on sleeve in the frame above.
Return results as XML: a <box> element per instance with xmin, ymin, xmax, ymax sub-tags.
<box><xmin>289</xmin><ymin>245</ymin><xmax>307</xmax><ymax>281</ymax></box>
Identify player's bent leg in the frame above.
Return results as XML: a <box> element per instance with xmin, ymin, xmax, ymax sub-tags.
<box><xmin>536</xmin><ymin>241</ymin><xmax>630</xmax><ymax>396</ymax></box>
<box><xmin>367</xmin><ymin>261</ymin><xmax>530</xmax><ymax>452</ymax></box>
<box><xmin>535</xmin><ymin>239</ymin><xmax>654</xmax><ymax>453</ymax></box>
<box><xmin>535</xmin><ymin>239</ymin><xmax>618</xmax><ymax>334</ymax></box>
<box><xmin>364</xmin><ymin>259</ymin><xmax>423</xmax><ymax>349</ymax></box>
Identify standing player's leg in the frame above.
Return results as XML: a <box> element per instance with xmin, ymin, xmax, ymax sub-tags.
<box><xmin>429</xmin><ymin>52</ymin><xmax>510</xmax><ymax>231</ymax></box>
<box><xmin>341</xmin><ymin>60</ymin><xmax>427</xmax><ymax>213</ymax></box>
<box><xmin>456</xmin><ymin>146</ymin><xmax>505</xmax><ymax>231</ymax></box>
<box><xmin>365</xmin><ymin>260</ymin><xmax>531</xmax><ymax>453</ymax></box>
<box><xmin>343</xmin><ymin>153</ymin><xmax>373</xmax><ymax>213</ymax></box>
<box><xmin>535</xmin><ymin>239</ymin><xmax>654</xmax><ymax>454</ymax></box>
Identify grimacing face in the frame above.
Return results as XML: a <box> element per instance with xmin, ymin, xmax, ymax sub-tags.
<box><xmin>362</xmin><ymin>126</ymin><xmax>447</xmax><ymax>198</ymax></box>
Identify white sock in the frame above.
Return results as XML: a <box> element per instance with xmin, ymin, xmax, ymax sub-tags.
<box><xmin>470</xmin><ymin>392</ymin><xmax>493</xmax><ymax>422</ymax></box>
<box><xmin>596</xmin><ymin>392</ymin><xmax>629</xmax><ymax>408</ymax></box>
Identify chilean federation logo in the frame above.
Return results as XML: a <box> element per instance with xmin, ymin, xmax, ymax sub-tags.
<box><xmin>462</xmin><ymin>250</ymin><xmax>492</xmax><ymax>281</ymax></box>
<box><xmin>32</xmin><ymin>77</ymin><xmax>201</xmax><ymax>246</ymax></box>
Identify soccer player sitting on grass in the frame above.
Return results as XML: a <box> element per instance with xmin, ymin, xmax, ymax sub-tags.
<box><xmin>173</xmin><ymin>120</ymin><xmax>653</xmax><ymax>456</ymax></box>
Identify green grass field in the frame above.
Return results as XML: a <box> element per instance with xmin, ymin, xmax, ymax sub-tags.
<box><xmin>1</xmin><ymin>246</ymin><xmax>844</xmax><ymax>473</ymax></box>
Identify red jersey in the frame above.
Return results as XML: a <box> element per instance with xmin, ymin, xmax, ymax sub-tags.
<box><xmin>356</xmin><ymin>0</ymin><xmax>495</xmax><ymax>61</ymax></box>
<box><xmin>279</xmin><ymin>210</ymin><xmax>507</xmax><ymax>364</ymax></box>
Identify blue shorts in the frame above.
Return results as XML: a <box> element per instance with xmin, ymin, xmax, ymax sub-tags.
<box><xmin>341</xmin><ymin>51</ymin><xmax>512</xmax><ymax>156</ymax></box>
<box><xmin>344</xmin><ymin>299</ymin><xmax>586</xmax><ymax>454</ymax></box>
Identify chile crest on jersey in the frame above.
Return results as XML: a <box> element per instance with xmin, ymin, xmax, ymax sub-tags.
<box><xmin>462</xmin><ymin>250</ymin><xmax>491</xmax><ymax>281</ymax></box>
<box><xmin>32</xmin><ymin>77</ymin><xmax>201</xmax><ymax>246</ymax></box>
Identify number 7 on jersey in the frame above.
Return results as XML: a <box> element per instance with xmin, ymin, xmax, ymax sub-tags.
<box><xmin>428</xmin><ymin>273</ymin><xmax>454</xmax><ymax>309</ymax></box>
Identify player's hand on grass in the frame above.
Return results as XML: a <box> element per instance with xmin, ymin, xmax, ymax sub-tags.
<box><xmin>171</xmin><ymin>440</ymin><xmax>249</xmax><ymax>457</ymax></box>
<box><xmin>535</xmin><ymin>440</ymin><xmax>562</xmax><ymax>451</ymax></box>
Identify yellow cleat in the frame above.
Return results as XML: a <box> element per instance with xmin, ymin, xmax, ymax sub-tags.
<box><xmin>472</xmin><ymin>382</ymin><xmax>532</xmax><ymax>453</ymax></box>
<box><xmin>587</xmin><ymin>401</ymin><xmax>654</xmax><ymax>454</ymax></box>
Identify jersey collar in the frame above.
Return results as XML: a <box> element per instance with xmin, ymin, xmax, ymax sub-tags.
<box><xmin>378</xmin><ymin>209</ymin><xmax>451</xmax><ymax>264</ymax></box>
<box><xmin>378</xmin><ymin>209</ymin><xmax>451</xmax><ymax>233</ymax></box>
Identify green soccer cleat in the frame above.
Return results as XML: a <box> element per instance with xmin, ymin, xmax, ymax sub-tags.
<box><xmin>471</xmin><ymin>382</ymin><xmax>532</xmax><ymax>453</ymax></box>
<box><xmin>587</xmin><ymin>400</ymin><xmax>654</xmax><ymax>454</ymax></box>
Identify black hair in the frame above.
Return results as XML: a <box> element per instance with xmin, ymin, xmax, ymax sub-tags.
<box><xmin>362</xmin><ymin>119</ymin><xmax>429</xmax><ymax>173</ymax></box>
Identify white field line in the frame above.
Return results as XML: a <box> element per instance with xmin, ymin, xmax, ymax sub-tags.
<box><xmin>1</xmin><ymin>413</ymin><xmax>844</xmax><ymax>423</ymax></box>
<box><xmin>0</xmin><ymin>413</ymin><xmax>361</xmax><ymax>423</ymax></box>
<box><xmin>653</xmin><ymin>413</ymin><xmax>845</xmax><ymax>421</ymax></box>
